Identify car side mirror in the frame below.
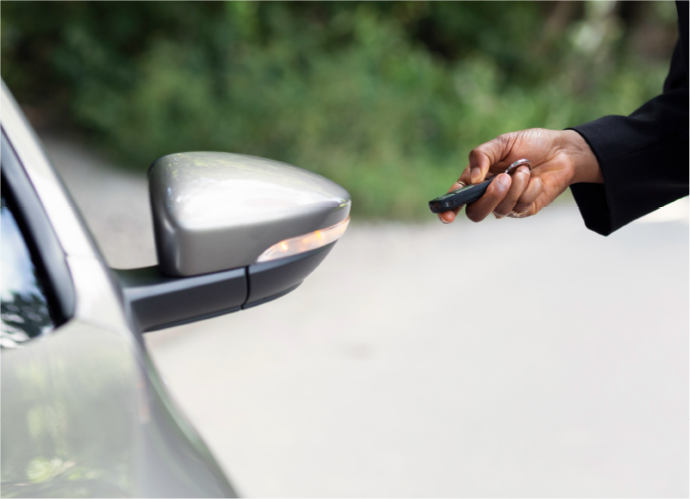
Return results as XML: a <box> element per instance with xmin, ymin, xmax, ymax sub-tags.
<box><xmin>115</xmin><ymin>152</ymin><xmax>350</xmax><ymax>333</ymax></box>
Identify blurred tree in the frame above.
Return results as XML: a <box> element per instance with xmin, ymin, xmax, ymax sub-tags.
<box><xmin>1</xmin><ymin>1</ymin><xmax>678</xmax><ymax>219</ymax></box>
<box><xmin>2</xmin><ymin>2</ymin><xmax>231</xmax><ymax>121</ymax></box>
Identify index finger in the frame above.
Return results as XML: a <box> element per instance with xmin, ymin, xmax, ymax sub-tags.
<box><xmin>468</xmin><ymin>134</ymin><xmax>514</xmax><ymax>184</ymax></box>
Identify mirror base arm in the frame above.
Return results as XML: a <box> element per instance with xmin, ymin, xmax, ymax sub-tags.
<box><xmin>114</xmin><ymin>241</ymin><xmax>337</xmax><ymax>333</ymax></box>
<box><xmin>115</xmin><ymin>266</ymin><xmax>247</xmax><ymax>333</ymax></box>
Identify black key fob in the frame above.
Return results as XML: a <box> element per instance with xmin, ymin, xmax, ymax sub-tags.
<box><xmin>428</xmin><ymin>179</ymin><xmax>493</xmax><ymax>214</ymax></box>
<box><xmin>428</xmin><ymin>159</ymin><xmax>533</xmax><ymax>214</ymax></box>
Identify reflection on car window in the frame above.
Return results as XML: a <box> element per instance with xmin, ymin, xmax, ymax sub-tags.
<box><xmin>1</xmin><ymin>195</ymin><xmax>55</xmax><ymax>348</ymax></box>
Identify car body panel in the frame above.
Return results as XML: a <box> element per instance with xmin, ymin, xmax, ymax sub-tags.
<box><xmin>1</xmin><ymin>81</ymin><xmax>97</xmax><ymax>260</ymax></box>
<box><xmin>2</xmin><ymin>319</ymin><xmax>234</xmax><ymax>497</ymax></box>
<box><xmin>1</xmin><ymin>82</ymin><xmax>236</xmax><ymax>497</ymax></box>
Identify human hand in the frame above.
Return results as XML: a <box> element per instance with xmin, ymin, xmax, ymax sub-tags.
<box><xmin>438</xmin><ymin>129</ymin><xmax>602</xmax><ymax>224</ymax></box>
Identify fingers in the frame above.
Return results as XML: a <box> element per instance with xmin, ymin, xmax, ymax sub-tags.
<box><xmin>512</xmin><ymin>177</ymin><xmax>543</xmax><ymax>215</ymax></box>
<box><xmin>437</xmin><ymin>128</ymin><xmax>558</xmax><ymax>224</ymax></box>
<box><xmin>468</xmin><ymin>134</ymin><xmax>512</xmax><ymax>184</ymax></box>
<box><xmin>437</xmin><ymin>172</ymin><xmax>543</xmax><ymax>224</ymax></box>
<box><xmin>492</xmin><ymin>166</ymin><xmax>531</xmax><ymax>217</ymax></box>
<box><xmin>465</xmin><ymin>173</ymin><xmax>512</xmax><ymax>223</ymax></box>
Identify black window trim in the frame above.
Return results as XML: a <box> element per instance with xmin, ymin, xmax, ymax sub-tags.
<box><xmin>1</xmin><ymin>130</ymin><xmax>75</xmax><ymax>326</ymax></box>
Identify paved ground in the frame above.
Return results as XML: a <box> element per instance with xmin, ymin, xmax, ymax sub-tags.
<box><xmin>44</xmin><ymin>137</ymin><xmax>688</xmax><ymax>497</ymax></box>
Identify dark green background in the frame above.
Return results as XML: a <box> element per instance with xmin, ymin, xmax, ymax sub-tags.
<box><xmin>1</xmin><ymin>1</ymin><xmax>678</xmax><ymax>219</ymax></box>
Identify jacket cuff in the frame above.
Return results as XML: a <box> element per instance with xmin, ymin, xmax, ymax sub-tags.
<box><xmin>570</xmin><ymin>183</ymin><xmax>612</xmax><ymax>236</ymax></box>
<box><xmin>567</xmin><ymin>125</ymin><xmax>614</xmax><ymax>236</ymax></box>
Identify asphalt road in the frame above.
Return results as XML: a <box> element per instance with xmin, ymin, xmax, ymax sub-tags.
<box><xmin>44</xmin><ymin>137</ymin><xmax>688</xmax><ymax>497</ymax></box>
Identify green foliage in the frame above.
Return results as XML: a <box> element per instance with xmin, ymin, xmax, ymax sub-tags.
<box><xmin>1</xmin><ymin>2</ymin><xmax>676</xmax><ymax>219</ymax></box>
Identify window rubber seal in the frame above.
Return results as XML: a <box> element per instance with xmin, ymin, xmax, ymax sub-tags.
<box><xmin>1</xmin><ymin>131</ymin><xmax>75</xmax><ymax>326</ymax></box>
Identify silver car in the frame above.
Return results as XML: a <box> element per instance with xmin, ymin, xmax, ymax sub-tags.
<box><xmin>1</xmin><ymin>80</ymin><xmax>351</xmax><ymax>497</ymax></box>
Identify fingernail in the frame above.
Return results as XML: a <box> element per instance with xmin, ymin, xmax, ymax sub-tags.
<box><xmin>497</xmin><ymin>174</ymin><xmax>511</xmax><ymax>187</ymax></box>
<box><xmin>471</xmin><ymin>168</ymin><xmax>481</xmax><ymax>184</ymax></box>
<box><xmin>438</xmin><ymin>214</ymin><xmax>451</xmax><ymax>224</ymax></box>
<box><xmin>518</xmin><ymin>166</ymin><xmax>530</xmax><ymax>175</ymax></box>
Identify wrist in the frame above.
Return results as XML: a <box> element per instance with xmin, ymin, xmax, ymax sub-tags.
<box><xmin>560</xmin><ymin>130</ymin><xmax>603</xmax><ymax>185</ymax></box>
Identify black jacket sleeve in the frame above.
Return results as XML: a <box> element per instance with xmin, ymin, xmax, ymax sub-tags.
<box><xmin>568</xmin><ymin>0</ymin><xmax>689</xmax><ymax>236</ymax></box>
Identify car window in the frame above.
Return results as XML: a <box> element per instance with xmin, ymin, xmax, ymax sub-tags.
<box><xmin>1</xmin><ymin>195</ymin><xmax>55</xmax><ymax>348</ymax></box>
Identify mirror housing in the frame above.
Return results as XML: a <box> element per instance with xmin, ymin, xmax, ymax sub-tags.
<box><xmin>149</xmin><ymin>152</ymin><xmax>350</xmax><ymax>276</ymax></box>
<box><xmin>116</xmin><ymin>152</ymin><xmax>350</xmax><ymax>332</ymax></box>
